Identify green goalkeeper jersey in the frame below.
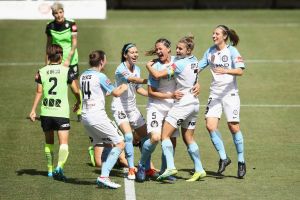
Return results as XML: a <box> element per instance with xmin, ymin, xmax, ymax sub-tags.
<box><xmin>45</xmin><ymin>19</ymin><xmax>78</xmax><ymax>65</ymax></box>
<box><xmin>35</xmin><ymin>64</ymin><xmax>74</xmax><ymax>118</ymax></box>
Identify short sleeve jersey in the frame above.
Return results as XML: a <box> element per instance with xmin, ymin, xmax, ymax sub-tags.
<box><xmin>80</xmin><ymin>69</ymin><xmax>115</xmax><ymax>125</ymax></box>
<box><xmin>114</xmin><ymin>62</ymin><xmax>142</xmax><ymax>111</ymax></box>
<box><xmin>166</xmin><ymin>55</ymin><xmax>199</xmax><ymax>105</ymax></box>
<box><xmin>148</xmin><ymin>56</ymin><xmax>176</xmax><ymax>111</ymax></box>
<box><xmin>198</xmin><ymin>45</ymin><xmax>245</xmax><ymax>97</ymax></box>
<box><xmin>35</xmin><ymin>64</ymin><xmax>74</xmax><ymax>118</ymax></box>
<box><xmin>45</xmin><ymin>19</ymin><xmax>78</xmax><ymax>65</ymax></box>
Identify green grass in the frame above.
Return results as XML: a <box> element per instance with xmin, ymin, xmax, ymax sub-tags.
<box><xmin>1</xmin><ymin>10</ymin><xmax>300</xmax><ymax>200</ymax></box>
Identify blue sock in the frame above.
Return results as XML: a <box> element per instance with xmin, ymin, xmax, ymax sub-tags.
<box><xmin>140</xmin><ymin>138</ymin><xmax>157</xmax><ymax>166</ymax></box>
<box><xmin>101</xmin><ymin>147</ymin><xmax>112</xmax><ymax>162</ymax></box>
<box><xmin>124</xmin><ymin>133</ymin><xmax>134</xmax><ymax>168</ymax></box>
<box><xmin>101</xmin><ymin>147</ymin><xmax>122</xmax><ymax>177</ymax></box>
<box><xmin>161</xmin><ymin>139</ymin><xmax>175</xmax><ymax>169</ymax></box>
<box><xmin>139</xmin><ymin>136</ymin><xmax>151</xmax><ymax>170</ymax></box>
<box><xmin>210</xmin><ymin>130</ymin><xmax>227</xmax><ymax>160</ymax></box>
<box><xmin>160</xmin><ymin>152</ymin><xmax>167</xmax><ymax>173</ymax></box>
<box><xmin>232</xmin><ymin>131</ymin><xmax>244</xmax><ymax>163</ymax></box>
<box><xmin>187</xmin><ymin>142</ymin><xmax>204</xmax><ymax>172</ymax></box>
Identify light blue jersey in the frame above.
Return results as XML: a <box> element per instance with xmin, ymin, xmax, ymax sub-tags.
<box><xmin>148</xmin><ymin>56</ymin><xmax>176</xmax><ymax>111</ymax></box>
<box><xmin>167</xmin><ymin>55</ymin><xmax>199</xmax><ymax>106</ymax></box>
<box><xmin>198</xmin><ymin>45</ymin><xmax>245</xmax><ymax>97</ymax></box>
<box><xmin>113</xmin><ymin>62</ymin><xmax>142</xmax><ymax>111</ymax></box>
<box><xmin>80</xmin><ymin>69</ymin><xmax>115</xmax><ymax>125</ymax></box>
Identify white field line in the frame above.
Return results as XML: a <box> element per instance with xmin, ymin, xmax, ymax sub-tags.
<box><xmin>80</xmin><ymin>23</ymin><xmax>300</xmax><ymax>29</ymax></box>
<box><xmin>124</xmin><ymin>178</ymin><xmax>136</xmax><ymax>200</ymax></box>
<box><xmin>1</xmin><ymin>59</ymin><xmax>300</xmax><ymax>66</ymax></box>
<box><xmin>137</xmin><ymin>104</ymin><xmax>300</xmax><ymax>108</ymax></box>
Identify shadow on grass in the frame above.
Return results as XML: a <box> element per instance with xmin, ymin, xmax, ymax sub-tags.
<box><xmin>16</xmin><ymin>168</ymin><xmax>126</xmax><ymax>185</ymax></box>
<box><xmin>16</xmin><ymin>169</ymin><xmax>48</xmax><ymax>177</ymax></box>
<box><xmin>178</xmin><ymin>168</ymin><xmax>240</xmax><ymax>179</ymax></box>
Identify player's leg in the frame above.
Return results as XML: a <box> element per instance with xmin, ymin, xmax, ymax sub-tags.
<box><xmin>44</xmin><ymin>131</ymin><xmax>54</xmax><ymax>177</ymax></box>
<box><xmin>224</xmin><ymin>94</ymin><xmax>246</xmax><ymax>178</ymax></box>
<box><xmin>205</xmin><ymin>97</ymin><xmax>230</xmax><ymax>174</ymax></box>
<box><xmin>157</xmin><ymin>121</ymin><xmax>177</xmax><ymax>180</ymax></box>
<box><xmin>54</xmin><ymin>130</ymin><xmax>69</xmax><ymax>180</ymax></box>
<box><xmin>182</xmin><ymin>128</ymin><xmax>206</xmax><ymax>182</ymax></box>
<box><xmin>41</xmin><ymin>116</ymin><xmax>55</xmax><ymax>177</ymax></box>
<box><xmin>97</xmin><ymin>121</ymin><xmax>125</xmax><ymax>189</ymax></box>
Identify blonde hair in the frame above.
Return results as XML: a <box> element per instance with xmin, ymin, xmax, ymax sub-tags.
<box><xmin>51</xmin><ymin>2</ymin><xmax>64</xmax><ymax>13</ymax></box>
<box><xmin>178</xmin><ymin>34</ymin><xmax>195</xmax><ymax>51</ymax></box>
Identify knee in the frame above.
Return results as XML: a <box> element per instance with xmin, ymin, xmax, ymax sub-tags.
<box><xmin>151</xmin><ymin>133</ymin><xmax>161</xmax><ymax>143</ymax></box>
<box><xmin>228</xmin><ymin>122</ymin><xmax>240</xmax><ymax>133</ymax></box>
<box><xmin>117</xmin><ymin>141</ymin><xmax>125</xmax><ymax>150</ymax></box>
<box><xmin>206</xmin><ymin>123</ymin><xmax>216</xmax><ymax>133</ymax></box>
<box><xmin>124</xmin><ymin>133</ymin><xmax>133</xmax><ymax>142</ymax></box>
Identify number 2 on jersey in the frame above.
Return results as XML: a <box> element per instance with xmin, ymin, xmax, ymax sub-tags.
<box><xmin>81</xmin><ymin>81</ymin><xmax>91</xmax><ymax>99</ymax></box>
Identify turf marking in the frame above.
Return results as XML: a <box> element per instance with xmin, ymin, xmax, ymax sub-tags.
<box><xmin>124</xmin><ymin>178</ymin><xmax>136</xmax><ymax>200</ymax></box>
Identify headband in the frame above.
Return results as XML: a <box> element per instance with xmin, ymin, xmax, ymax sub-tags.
<box><xmin>124</xmin><ymin>44</ymin><xmax>136</xmax><ymax>53</ymax></box>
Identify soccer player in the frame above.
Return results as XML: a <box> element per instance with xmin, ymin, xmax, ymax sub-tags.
<box><xmin>111</xmin><ymin>43</ymin><xmax>149</xmax><ymax>180</ymax></box>
<box><xmin>80</xmin><ymin>50</ymin><xmax>128</xmax><ymax>189</ymax></box>
<box><xmin>146</xmin><ymin>36</ymin><xmax>206</xmax><ymax>182</ymax></box>
<box><xmin>29</xmin><ymin>44</ymin><xmax>81</xmax><ymax>181</ymax></box>
<box><xmin>136</xmin><ymin>38</ymin><xmax>183</xmax><ymax>182</ymax></box>
<box><xmin>198</xmin><ymin>25</ymin><xmax>246</xmax><ymax>178</ymax></box>
<box><xmin>45</xmin><ymin>2</ymin><xmax>82</xmax><ymax>122</ymax></box>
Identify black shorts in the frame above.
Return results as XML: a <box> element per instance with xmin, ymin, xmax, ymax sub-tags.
<box><xmin>69</xmin><ymin>64</ymin><xmax>79</xmax><ymax>79</ymax></box>
<box><xmin>40</xmin><ymin>116</ymin><xmax>70</xmax><ymax>132</ymax></box>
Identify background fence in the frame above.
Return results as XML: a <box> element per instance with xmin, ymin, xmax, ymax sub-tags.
<box><xmin>107</xmin><ymin>0</ymin><xmax>300</xmax><ymax>9</ymax></box>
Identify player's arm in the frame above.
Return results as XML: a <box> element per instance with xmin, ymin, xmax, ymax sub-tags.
<box><xmin>29</xmin><ymin>83</ymin><xmax>42</xmax><ymax>122</ymax></box>
<box><xmin>213</xmin><ymin>67</ymin><xmax>244</xmax><ymax>76</ymax></box>
<box><xmin>136</xmin><ymin>87</ymin><xmax>148</xmax><ymax>97</ymax></box>
<box><xmin>148</xmin><ymin>85</ymin><xmax>183</xmax><ymax>100</ymax></box>
<box><xmin>111</xmin><ymin>83</ymin><xmax>128</xmax><ymax>97</ymax></box>
<box><xmin>127</xmin><ymin>76</ymin><xmax>147</xmax><ymax>84</ymax></box>
<box><xmin>146</xmin><ymin>61</ymin><xmax>168</xmax><ymax>79</ymax></box>
<box><xmin>64</xmin><ymin>23</ymin><xmax>78</xmax><ymax>67</ymax></box>
<box><xmin>70</xmin><ymin>80</ymin><xmax>81</xmax><ymax>112</ymax></box>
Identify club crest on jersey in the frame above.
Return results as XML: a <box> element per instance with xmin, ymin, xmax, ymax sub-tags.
<box><xmin>233</xmin><ymin>109</ymin><xmax>239</xmax><ymax>115</ymax></box>
<box><xmin>222</xmin><ymin>55</ymin><xmax>228</xmax><ymax>62</ymax></box>
<box><xmin>150</xmin><ymin>120</ymin><xmax>158</xmax><ymax>127</ymax></box>
<box><xmin>65</xmin><ymin>22</ymin><xmax>69</xmax><ymax>28</ymax></box>
<box><xmin>118</xmin><ymin>111</ymin><xmax>126</xmax><ymax>119</ymax></box>
<box><xmin>177</xmin><ymin>119</ymin><xmax>183</xmax><ymax>126</ymax></box>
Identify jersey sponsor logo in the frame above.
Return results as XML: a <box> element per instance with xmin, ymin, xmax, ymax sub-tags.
<box><xmin>150</xmin><ymin>120</ymin><xmax>158</xmax><ymax>128</ymax></box>
<box><xmin>61</xmin><ymin>123</ymin><xmax>70</xmax><ymax>128</ymax></box>
<box><xmin>222</xmin><ymin>55</ymin><xmax>228</xmax><ymax>62</ymax></box>
<box><xmin>102</xmin><ymin>137</ymin><xmax>112</xmax><ymax>142</ymax></box>
<box><xmin>188</xmin><ymin>121</ymin><xmax>196</xmax><ymax>126</ymax></box>
<box><xmin>43</xmin><ymin>98</ymin><xmax>61</xmax><ymax>107</ymax></box>
<box><xmin>118</xmin><ymin>111</ymin><xmax>126</xmax><ymax>119</ymax></box>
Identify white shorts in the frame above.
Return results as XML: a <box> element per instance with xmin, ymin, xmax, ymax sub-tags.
<box><xmin>165</xmin><ymin>103</ymin><xmax>199</xmax><ymax>130</ymax></box>
<box><xmin>205</xmin><ymin>93</ymin><xmax>240</xmax><ymax>122</ymax></box>
<box><xmin>147</xmin><ymin>106</ymin><xmax>179</xmax><ymax>137</ymax></box>
<box><xmin>83</xmin><ymin>118</ymin><xmax>124</xmax><ymax>146</ymax></box>
<box><xmin>112</xmin><ymin>106</ymin><xmax>146</xmax><ymax>130</ymax></box>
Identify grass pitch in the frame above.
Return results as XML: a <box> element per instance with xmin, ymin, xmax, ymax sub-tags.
<box><xmin>0</xmin><ymin>9</ymin><xmax>300</xmax><ymax>200</ymax></box>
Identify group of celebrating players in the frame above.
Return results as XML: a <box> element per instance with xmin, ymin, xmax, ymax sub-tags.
<box><xmin>29</xmin><ymin>2</ymin><xmax>246</xmax><ymax>189</ymax></box>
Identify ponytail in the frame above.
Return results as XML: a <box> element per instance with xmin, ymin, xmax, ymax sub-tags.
<box><xmin>217</xmin><ymin>25</ymin><xmax>239</xmax><ymax>46</ymax></box>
